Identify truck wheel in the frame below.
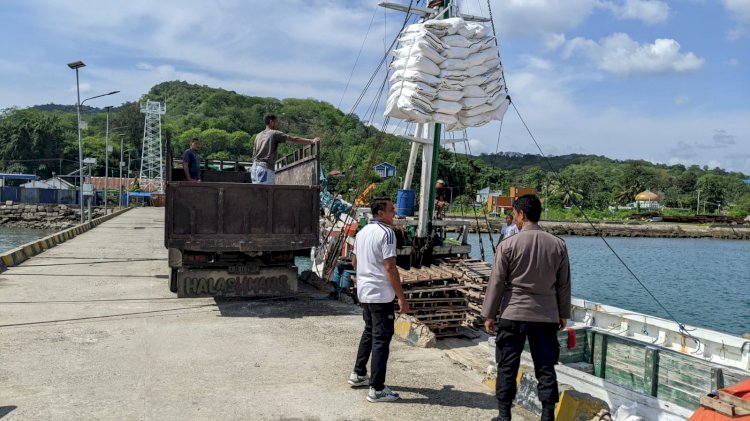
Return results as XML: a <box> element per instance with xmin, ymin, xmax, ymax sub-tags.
<box><xmin>169</xmin><ymin>268</ymin><xmax>178</xmax><ymax>293</ymax></box>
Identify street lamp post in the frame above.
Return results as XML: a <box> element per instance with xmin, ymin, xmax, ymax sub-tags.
<box><xmin>104</xmin><ymin>106</ymin><xmax>112</xmax><ymax>215</ymax></box>
<box><xmin>66</xmin><ymin>59</ymin><xmax>119</xmax><ymax>222</ymax></box>
<box><xmin>119</xmin><ymin>134</ymin><xmax>125</xmax><ymax>208</ymax></box>
<box><xmin>67</xmin><ymin>60</ymin><xmax>86</xmax><ymax>223</ymax></box>
<box><xmin>78</xmin><ymin>91</ymin><xmax>120</xmax><ymax>222</ymax></box>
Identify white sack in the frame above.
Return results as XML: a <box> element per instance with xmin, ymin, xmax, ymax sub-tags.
<box><xmin>463</xmin><ymin>85</ymin><xmax>486</xmax><ymax>98</ymax></box>
<box><xmin>399</xmin><ymin>30</ymin><xmax>446</xmax><ymax>51</ymax></box>
<box><xmin>393</xmin><ymin>41</ymin><xmax>445</xmax><ymax>64</ymax></box>
<box><xmin>459</xmin><ymin>113</ymin><xmax>492</xmax><ymax>127</ymax></box>
<box><xmin>391</xmin><ymin>55</ymin><xmax>441</xmax><ymax>76</ymax></box>
<box><xmin>389</xmin><ymin>80</ymin><xmax>438</xmax><ymax>97</ymax></box>
<box><xmin>442</xmin><ymin>46</ymin><xmax>471</xmax><ymax>60</ymax></box>
<box><xmin>390</xmin><ymin>69</ymin><xmax>441</xmax><ymax>86</ymax></box>
<box><xmin>433</xmin><ymin>112</ymin><xmax>458</xmax><ymax>125</ymax></box>
<box><xmin>461</xmin><ymin>96</ymin><xmax>487</xmax><ymax>109</ymax></box>
<box><xmin>467</xmin><ymin>48</ymin><xmax>497</xmax><ymax>67</ymax></box>
<box><xmin>437</xmin><ymin>89</ymin><xmax>463</xmax><ymax>101</ymax></box>
<box><xmin>423</xmin><ymin>17</ymin><xmax>464</xmax><ymax>36</ymax></box>
<box><xmin>461</xmin><ymin>103</ymin><xmax>494</xmax><ymax>117</ymax></box>
<box><xmin>432</xmin><ymin>99</ymin><xmax>462</xmax><ymax>114</ymax></box>
<box><xmin>441</xmin><ymin>58</ymin><xmax>470</xmax><ymax>71</ymax></box>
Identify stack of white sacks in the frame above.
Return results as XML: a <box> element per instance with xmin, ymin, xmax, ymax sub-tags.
<box><xmin>385</xmin><ymin>17</ymin><xmax>510</xmax><ymax>131</ymax></box>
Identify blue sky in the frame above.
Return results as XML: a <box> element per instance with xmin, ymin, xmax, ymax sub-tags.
<box><xmin>1</xmin><ymin>0</ymin><xmax>748</xmax><ymax>174</ymax></box>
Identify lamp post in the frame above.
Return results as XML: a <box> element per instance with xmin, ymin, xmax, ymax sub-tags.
<box><xmin>65</xmin><ymin>57</ymin><xmax>119</xmax><ymax>223</ymax></box>
<box><xmin>119</xmin><ymin>134</ymin><xmax>125</xmax><ymax>208</ymax></box>
<box><xmin>76</xmin><ymin>90</ymin><xmax>120</xmax><ymax>223</ymax></box>
<box><xmin>104</xmin><ymin>106</ymin><xmax>112</xmax><ymax>215</ymax></box>
<box><xmin>67</xmin><ymin>60</ymin><xmax>86</xmax><ymax>223</ymax></box>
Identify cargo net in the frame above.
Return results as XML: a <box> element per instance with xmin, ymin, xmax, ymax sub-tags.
<box><xmin>385</xmin><ymin>17</ymin><xmax>510</xmax><ymax>131</ymax></box>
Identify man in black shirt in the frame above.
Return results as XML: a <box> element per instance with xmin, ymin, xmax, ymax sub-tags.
<box><xmin>182</xmin><ymin>138</ymin><xmax>201</xmax><ymax>182</ymax></box>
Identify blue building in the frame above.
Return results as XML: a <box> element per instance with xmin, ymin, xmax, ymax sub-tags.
<box><xmin>373</xmin><ymin>162</ymin><xmax>396</xmax><ymax>179</ymax></box>
<box><xmin>743</xmin><ymin>179</ymin><xmax>750</xmax><ymax>185</ymax></box>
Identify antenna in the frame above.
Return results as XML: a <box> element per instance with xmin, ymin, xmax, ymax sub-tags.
<box><xmin>139</xmin><ymin>100</ymin><xmax>166</xmax><ymax>193</ymax></box>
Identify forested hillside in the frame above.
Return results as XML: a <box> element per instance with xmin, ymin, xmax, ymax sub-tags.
<box><xmin>1</xmin><ymin>80</ymin><xmax>748</xmax><ymax>217</ymax></box>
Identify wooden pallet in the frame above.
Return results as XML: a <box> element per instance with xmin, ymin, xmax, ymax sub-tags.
<box><xmin>700</xmin><ymin>391</ymin><xmax>750</xmax><ymax>417</ymax></box>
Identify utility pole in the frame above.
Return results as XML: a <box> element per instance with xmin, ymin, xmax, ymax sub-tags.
<box><xmin>119</xmin><ymin>134</ymin><xmax>125</xmax><ymax>208</ymax></box>
<box><xmin>696</xmin><ymin>189</ymin><xmax>701</xmax><ymax>214</ymax></box>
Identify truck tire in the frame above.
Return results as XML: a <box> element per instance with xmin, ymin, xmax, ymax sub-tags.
<box><xmin>169</xmin><ymin>268</ymin><xmax>178</xmax><ymax>293</ymax></box>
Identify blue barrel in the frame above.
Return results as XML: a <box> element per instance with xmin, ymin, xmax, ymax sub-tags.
<box><xmin>340</xmin><ymin>270</ymin><xmax>355</xmax><ymax>289</ymax></box>
<box><xmin>397</xmin><ymin>189</ymin><xmax>416</xmax><ymax>216</ymax></box>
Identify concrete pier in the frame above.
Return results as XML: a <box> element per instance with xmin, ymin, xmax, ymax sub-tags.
<box><xmin>0</xmin><ymin>208</ymin><xmax>526</xmax><ymax>420</ymax></box>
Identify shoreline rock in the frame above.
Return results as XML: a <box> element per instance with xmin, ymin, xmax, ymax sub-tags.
<box><xmin>0</xmin><ymin>203</ymin><xmax>108</xmax><ymax>230</ymax></box>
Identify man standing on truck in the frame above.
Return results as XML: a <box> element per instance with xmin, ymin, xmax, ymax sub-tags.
<box><xmin>251</xmin><ymin>114</ymin><xmax>320</xmax><ymax>184</ymax></box>
<box><xmin>182</xmin><ymin>138</ymin><xmax>201</xmax><ymax>182</ymax></box>
<box><xmin>348</xmin><ymin>197</ymin><xmax>409</xmax><ymax>403</ymax></box>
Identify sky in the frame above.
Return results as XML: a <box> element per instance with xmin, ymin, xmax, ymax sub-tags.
<box><xmin>1</xmin><ymin>0</ymin><xmax>748</xmax><ymax>174</ymax></box>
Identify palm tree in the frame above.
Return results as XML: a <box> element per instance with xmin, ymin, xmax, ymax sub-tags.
<box><xmin>549</xmin><ymin>173</ymin><xmax>583</xmax><ymax>207</ymax></box>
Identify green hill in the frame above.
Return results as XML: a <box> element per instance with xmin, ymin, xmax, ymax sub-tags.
<box><xmin>1</xmin><ymin>80</ymin><xmax>748</xmax><ymax>216</ymax></box>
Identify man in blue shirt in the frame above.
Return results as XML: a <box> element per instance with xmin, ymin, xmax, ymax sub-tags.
<box><xmin>182</xmin><ymin>138</ymin><xmax>201</xmax><ymax>182</ymax></box>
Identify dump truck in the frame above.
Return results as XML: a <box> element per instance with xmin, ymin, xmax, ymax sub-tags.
<box><xmin>164</xmin><ymin>143</ymin><xmax>320</xmax><ymax>297</ymax></box>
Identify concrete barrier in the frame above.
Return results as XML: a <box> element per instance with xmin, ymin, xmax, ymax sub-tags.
<box><xmin>0</xmin><ymin>208</ymin><xmax>131</xmax><ymax>273</ymax></box>
<box><xmin>394</xmin><ymin>314</ymin><xmax>437</xmax><ymax>348</ymax></box>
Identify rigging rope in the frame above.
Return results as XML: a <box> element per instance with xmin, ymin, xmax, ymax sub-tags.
<box><xmin>316</xmin><ymin>1</ymin><xmax>420</xmax><ymax>276</ymax></box>
<box><xmin>510</xmin><ymin>101</ymin><xmax>699</xmax><ymax>342</ymax></box>
<box><xmin>336</xmin><ymin>6</ymin><xmax>378</xmax><ymax>110</ymax></box>
<box><xmin>480</xmin><ymin>0</ymin><xmax>697</xmax><ymax>342</ymax></box>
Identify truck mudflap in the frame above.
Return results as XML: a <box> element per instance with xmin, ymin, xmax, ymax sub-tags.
<box><xmin>174</xmin><ymin>266</ymin><xmax>298</xmax><ymax>298</ymax></box>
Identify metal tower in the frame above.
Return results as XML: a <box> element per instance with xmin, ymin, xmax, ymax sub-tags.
<box><xmin>139</xmin><ymin>100</ymin><xmax>166</xmax><ymax>193</ymax></box>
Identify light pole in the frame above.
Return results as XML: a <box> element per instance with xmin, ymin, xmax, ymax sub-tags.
<box><xmin>67</xmin><ymin>60</ymin><xmax>86</xmax><ymax>223</ymax></box>
<box><xmin>119</xmin><ymin>134</ymin><xmax>125</xmax><ymax>208</ymax></box>
<box><xmin>104</xmin><ymin>106</ymin><xmax>112</xmax><ymax>215</ymax></box>
<box><xmin>65</xmin><ymin>57</ymin><xmax>119</xmax><ymax>223</ymax></box>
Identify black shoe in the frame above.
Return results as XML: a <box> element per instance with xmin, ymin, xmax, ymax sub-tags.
<box><xmin>541</xmin><ymin>403</ymin><xmax>555</xmax><ymax>421</ymax></box>
<box><xmin>492</xmin><ymin>402</ymin><xmax>511</xmax><ymax>421</ymax></box>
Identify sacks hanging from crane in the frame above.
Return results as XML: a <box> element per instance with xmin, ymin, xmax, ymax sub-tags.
<box><xmin>385</xmin><ymin>17</ymin><xmax>510</xmax><ymax>130</ymax></box>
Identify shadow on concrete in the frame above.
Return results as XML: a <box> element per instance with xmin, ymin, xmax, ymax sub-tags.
<box><xmin>214</xmin><ymin>294</ymin><xmax>360</xmax><ymax>319</ymax></box>
<box><xmin>2</xmin><ymin>273</ymin><xmax>168</xmax><ymax>278</ymax></box>
<box><xmin>0</xmin><ymin>406</ymin><xmax>17</xmax><ymax>419</ymax></box>
<box><xmin>395</xmin><ymin>384</ymin><xmax>496</xmax><ymax>410</ymax></box>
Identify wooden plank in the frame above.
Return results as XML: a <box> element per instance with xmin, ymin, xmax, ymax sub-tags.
<box><xmin>644</xmin><ymin>346</ymin><xmax>659</xmax><ymax>397</ymax></box>
<box><xmin>700</xmin><ymin>395</ymin><xmax>739</xmax><ymax>416</ymax></box>
<box><xmin>606</xmin><ymin>365</ymin><xmax>645</xmax><ymax>391</ymax></box>
<box><xmin>593</xmin><ymin>333</ymin><xmax>607</xmax><ymax>378</ymax></box>
<box><xmin>717</xmin><ymin>391</ymin><xmax>750</xmax><ymax>412</ymax></box>
<box><xmin>657</xmin><ymin>381</ymin><xmax>703</xmax><ymax>410</ymax></box>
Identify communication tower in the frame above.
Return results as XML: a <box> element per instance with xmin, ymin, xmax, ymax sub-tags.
<box><xmin>139</xmin><ymin>100</ymin><xmax>166</xmax><ymax>193</ymax></box>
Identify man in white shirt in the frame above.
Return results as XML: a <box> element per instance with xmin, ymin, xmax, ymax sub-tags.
<box><xmin>500</xmin><ymin>214</ymin><xmax>519</xmax><ymax>242</ymax></box>
<box><xmin>347</xmin><ymin>197</ymin><xmax>410</xmax><ymax>403</ymax></box>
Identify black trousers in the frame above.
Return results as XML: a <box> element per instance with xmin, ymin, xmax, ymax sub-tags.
<box><xmin>354</xmin><ymin>302</ymin><xmax>395</xmax><ymax>391</ymax></box>
<box><xmin>495</xmin><ymin>319</ymin><xmax>560</xmax><ymax>405</ymax></box>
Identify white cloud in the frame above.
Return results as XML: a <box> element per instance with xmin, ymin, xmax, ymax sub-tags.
<box><xmin>605</xmin><ymin>0</ymin><xmax>670</xmax><ymax>24</ymax></box>
<box><xmin>525</xmin><ymin>56</ymin><xmax>553</xmax><ymax>70</ymax></box>
<box><xmin>725</xmin><ymin>0</ymin><xmax>750</xmax><ymax>39</ymax></box>
<box><xmin>461</xmin><ymin>0</ymin><xmax>598</xmax><ymax>37</ymax></box>
<box><xmin>564</xmin><ymin>33</ymin><xmax>704</xmax><ymax>77</ymax></box>
<box><xmin>544</xmin><ymin>33</ymin><xmax>567</xmax><ymax>50</ymax></box>
<box><xmin>673</xmin><ymin>95</ymin><xmax>689</xmax><ymax>106</ymax></box>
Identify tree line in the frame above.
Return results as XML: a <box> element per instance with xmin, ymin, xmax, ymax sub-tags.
<box><xmin>1</xmin><ymin>80</ymin><xmax>748</xmax><ymax>218</ymax></box>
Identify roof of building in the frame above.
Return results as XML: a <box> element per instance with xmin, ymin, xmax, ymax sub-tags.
<box><xmin>0</xmin><ymin>173</ymin><xmax>39</xmax><ymax>180</ymax></box>
<box><xmin>635</xmin><ymin>191</ymin><xmax>659</xmax><ymax>201</ymax></box>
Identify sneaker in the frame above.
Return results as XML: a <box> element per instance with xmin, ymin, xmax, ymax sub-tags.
<box><xmin>366</xmin><ymin>386</ymin><xmax>400</xmax><ymax>403</ymax></box>
<box><xmin>348</xmin><ymin>372</ymin><xmax>369</xmax><ymax>387</ymax></box>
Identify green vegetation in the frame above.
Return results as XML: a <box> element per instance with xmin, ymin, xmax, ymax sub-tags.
<box><xmin>1</xmin><ymin>81</ymin><xmax>748</xmax><ymax>219</ymax></box>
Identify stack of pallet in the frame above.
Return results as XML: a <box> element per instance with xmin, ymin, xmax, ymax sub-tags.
<box><xmin>396</xmin><ymin>265</ymin><xmax>468</xmax><ymax>337</ymax></box>
<box><xmin>439</xmin><ymin>258</ymin><xmax>492</xmax><ymax>328</ymax></box>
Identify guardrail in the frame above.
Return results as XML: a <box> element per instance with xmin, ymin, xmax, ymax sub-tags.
<box><xmin>0</xmin><ymin>207</ymin><xmax>131</xmax><ymax>273</ymax></box>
